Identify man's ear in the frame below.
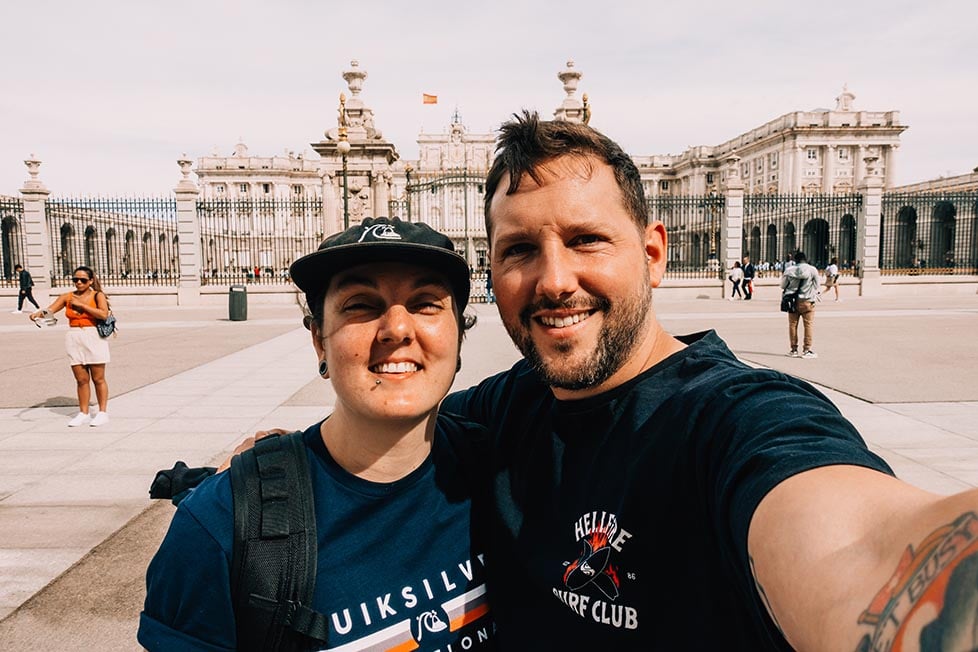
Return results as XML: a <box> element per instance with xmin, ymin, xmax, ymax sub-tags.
<box><xmin>645</xmin><ymin>221</ymin><xmax>668</xmax><ymax>288</ymax></box>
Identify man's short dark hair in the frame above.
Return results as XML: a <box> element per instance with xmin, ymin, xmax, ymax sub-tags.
<box><xmin>483</xmin><ymin>110</ymin><xmax>647</xmax><ymax>236</ymax></box>
<box><xmin>793</xmin><ymin>251</ymin><xmax>807</xmax><ymax>264</ymax></box>
<box><xmin>14</xmin><ymin>264</ymin><xmax>23</xmax><ymax>271</ymax></box>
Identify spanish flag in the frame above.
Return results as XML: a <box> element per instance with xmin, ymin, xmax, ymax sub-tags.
<box><xmin>422</xmin><ymin>93</ymin><xmax>438</xmax><ymax>105</ymax></box>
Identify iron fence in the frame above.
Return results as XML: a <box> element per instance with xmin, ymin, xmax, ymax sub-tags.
<box><xmin>880</xmin><ymin>192</ymin><xmax>978</xmax><ymax>275</ymax></box>
<box><xmin>742</xmin><ymin>194</ymin><xmax>863</xmax><ymax>276</ymax></box>
<box><xmin>650</xmin><ymin>195</ymin><xmax>724</xmax><ymax>279</ymax></box>
<box><xmin>402</xmin><ymin>169</ymin><xmax>488</xmax><ymax>270</ymax></box>
<box><xmin>0</xmin><ymin>196</ymin><xmax>26</xmax><ymax>287</ymax></box>
<box><xmin>46</xmin><ymin>197</ymin><xmax>179</xmax><ymax>287</ymax></box>
<box><xmin>197</xmin><ymin>198</ymin><xmax>325</xmax><ymax>285</ymax></box>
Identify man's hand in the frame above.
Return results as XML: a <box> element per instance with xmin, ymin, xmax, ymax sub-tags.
<box><xmin>216</xmin><ymin>428</ymin><xmax>289</xmax><ymax>472</ymax></box>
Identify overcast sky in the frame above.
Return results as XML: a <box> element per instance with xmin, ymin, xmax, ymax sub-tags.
<box><xmin>2</xmin><ymin>0</ymin><xmax>975</xmax><ymax>195</ymax></box>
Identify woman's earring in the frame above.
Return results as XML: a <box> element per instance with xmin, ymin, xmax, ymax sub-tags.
<box><xmin>318</xmin><ymin>359</ymin><xmax>329</xmax><ymax>378</ymax></box>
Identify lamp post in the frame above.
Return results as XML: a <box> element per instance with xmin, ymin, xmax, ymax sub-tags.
<box><xmin>336</xmin><ymin>93</ymin><xmax>351</xmax><ymax>230</ymax></box>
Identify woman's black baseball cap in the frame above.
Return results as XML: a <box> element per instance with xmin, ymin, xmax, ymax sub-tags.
<box><xmin>289</xmin><ymin>217</ymin><xmax>471</xmax><ymax>310</ymax></box>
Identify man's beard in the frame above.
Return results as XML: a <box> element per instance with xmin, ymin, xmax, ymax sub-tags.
<box><xmin>504</xmin><ymin>284</ymin><xmax>652</xmax><ymax>391</ymax></box>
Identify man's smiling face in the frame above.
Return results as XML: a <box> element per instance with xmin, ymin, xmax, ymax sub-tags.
<box><xmin>488</xmin><ymin>156</ymin><xmax>656</xmax><ymax>397</ymax></box>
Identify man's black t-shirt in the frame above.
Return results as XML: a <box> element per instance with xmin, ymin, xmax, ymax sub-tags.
<box><xmin>442</xmin><ymin>330</ymin><xmax>892</xmax><ymax>650</ymax></box>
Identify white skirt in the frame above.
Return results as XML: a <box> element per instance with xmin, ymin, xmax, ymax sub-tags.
<box><xmin>65</xmin><ymin>327</ymin><xmax>111</xmax><ymax>365</ymax></box>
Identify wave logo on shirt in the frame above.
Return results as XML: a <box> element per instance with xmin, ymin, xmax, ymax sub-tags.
<box><xmin>562</xmin><ymin>511</ymin><xmax>633</xmax><ymax>601</ymax></box>
<box><xmin>413</xmin><ymin>608</ymin><xmax>449</xmax><ymax>641</ymax></box>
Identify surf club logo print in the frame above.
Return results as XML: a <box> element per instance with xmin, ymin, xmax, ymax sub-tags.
<box><xmin>562</xmin><ymin>511</ymin><xmax>631</xmax><ymax>601</ymax></box>
<box><xmin>554</xmin><ymin>510</ymin><xmax>639</xmax><ymax>631</ymax></box>
<box><xmin>358</xmin><ymin>222</ymin><xmax>402</xmax><ymax>243</ymax></box>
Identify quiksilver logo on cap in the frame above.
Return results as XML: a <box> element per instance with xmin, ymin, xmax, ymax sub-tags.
<box><xmin>358</xmin><ymin>223</ymin><xmax>402</xmax><ymax>243</ymax></box>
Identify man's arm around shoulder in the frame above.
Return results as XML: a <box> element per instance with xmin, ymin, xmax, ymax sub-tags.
<box><xmin>749</xmin><ymin>465</ymin><xmax>978</xmax><ymax>651</ymax></box>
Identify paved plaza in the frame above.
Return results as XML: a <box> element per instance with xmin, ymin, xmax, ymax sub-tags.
<box><xmin>0</xmin><ymin>291</ymin><xmax>977</xmax><ymax>650</ymax></box>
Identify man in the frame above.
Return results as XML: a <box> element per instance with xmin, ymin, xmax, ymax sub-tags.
<box><xmin>213</xmin><ymin>113</ymin><xmax>978</xmax><ymax>650</ymax></box>
<box><xmin>780</xmin><ymin>250</ymin><xmax>820</xmax><ymax>359</ymax></box>
<box><xmin>742</xmin><ymin>254</ymin><xmax>756</xmax><ymax>300</ymax></box>
<box><xmin>440</xmin><ymin>112</ymin><xmax>978</xmax><ymax>650</ymax></box>
<box><xmin>13</xmin><ymin>264</ymin><xmax>40</xmax><ymax>314</ymax></box>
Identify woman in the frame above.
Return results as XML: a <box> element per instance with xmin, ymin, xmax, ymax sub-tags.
<box><xmin>139</xmin><ymin>218</ymin><xmax>495</xmax><ymax>651</ymax></box>
<box><xmin>728</xmin><ymin>260</ymin><xmax>744</xmax><ymax>300</ymax></box>
<box><xmin>824</xmin><ymin>256</ymin><xmax>841</xmax><ymax>301</ymax></box>
<box><xmin>29</xmin><ymin>265</ymin><xmax>111</xmax><ymax>427</ymax></box>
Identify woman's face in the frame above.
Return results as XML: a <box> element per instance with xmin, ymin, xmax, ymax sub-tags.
<box><xmin>313</xmin><ymin>261</ymin><xmax>461</xmax><ymax>424</ymax></box>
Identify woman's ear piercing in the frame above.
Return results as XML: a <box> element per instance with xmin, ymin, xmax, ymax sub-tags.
<box><xmin>318</xmin><ymin>359</ymin><xmax>329</xmax><ymax>377</ymax></box>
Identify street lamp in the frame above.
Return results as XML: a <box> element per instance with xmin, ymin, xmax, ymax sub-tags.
<box><xmin>336</xmin><ymin>93</ymin><xmax>351</xmax><ymax>230</ymax></box>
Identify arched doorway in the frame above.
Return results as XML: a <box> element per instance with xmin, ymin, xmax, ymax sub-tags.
<box><xmin>803</xmin><ymin>218</ymin><xmax>830</xmax><ymax>268</ymax></box>
<box><xmin>1</xmin><ymin>216</ymin><xmax>23</xmax><ymax>280</ymax></box>
<box><xmin>105</xmin><ymin>228</ymin><xmax>117</xmax><ymax>277</ymax></box>
<box><xmin>84</xmin><ymin>226</ymin><xmax>97</xmax><ymax>269</ymax></box>
<box><xmin>839</xmin><ymin>214</ymin><xmax>856</xmax><ymax>268</ymax></box>
<box><xmin>895</xmin><ymin>206</ymin><xmax>917</xmax><ymax>268</ymax></box>
<box><xmin>60</xmin><ymin>224</ymin><xmax>76</xmax><ymax>277</ymax></box>
<box><xmin>765</xmin><ymin>224</ymin><xmax>778</xmax><ymax>265</ymax></box>
<box><xmin>930</xmin><ymin>202</ymin><xmax>956</xmax><ymax>269</ymax></box>
<box><xmin>749</xmin><ymin>226</ymin><xmax>761</xmax><ymax>261</ymax></box>
<box><xmin>782</xmin><ymin>223</ymin><xmax>797</xmax><ymax>262</ymax></box>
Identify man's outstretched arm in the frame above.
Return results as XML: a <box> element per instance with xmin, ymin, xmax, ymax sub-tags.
<box><xmin>749</xmin><ymin>465</ymin><xmax>978</xmax><ymax>652</ymax></box>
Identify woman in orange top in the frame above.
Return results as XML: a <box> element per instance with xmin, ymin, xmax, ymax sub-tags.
<box><xmin>29</xmin><ymin>266</ymin><xmax>112</xmax><ymax>427</ymax></box>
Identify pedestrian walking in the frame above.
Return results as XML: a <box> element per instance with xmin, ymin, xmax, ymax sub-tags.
<box><xmin>28</xmin><ymin>266</ymin><xmax>112</xmax><ymax>426</ymax></box>
<box><xmin>728</xmin><ymin>260</ymin><xmax>744</xmax><ymax>300</ymax></box>
<box><xmin>13</xmin><ymin>264</ymin><xmax>40</xmax><ymax>313</ymax></box>
<box><xmin>823</xmin><ymin>256</ymin><xmax>841</xmax><ymax>301</ymax></box>
<box><xmin>742</xmin><ymin>255</ymin><xmax>756</xmax><ymax>300</ymax></box>
<box><xmin>781</xmin><ymin>251</ymin><xmax>821</xmax><ymax>359</ymax></box>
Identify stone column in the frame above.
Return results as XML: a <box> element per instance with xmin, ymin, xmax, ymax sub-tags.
<box><xmin>884</xmin><ymin>144</ymin><xmax>898</xmax><ymax>189</ymax></box>
<box><xmin>19</xmin><ymin>156</ymin><xmax>53</xmax><ymax>293</ymax></box>
<box><xmin>174</xmin><ymin>156</ymin><xmax>203</xmax><ymax>305</ymax></box>
<box><xmin>721</xmin><ymin>156</ymin><xmax>745</xmax><ymax>296</ymax></box>
<box><xmin>854</xmin><ymin>145</ymin><xmax>867</xmax><ymax>188</ymax></box>
<box><xmin>792</xmin><ymin>145</ymin><xmax>805</xmax><ymax>194</ymax></box>
<box><xmin>822</xmin><ymin>144</ymin><xmax>836</xmax><ymax>194</ymax></box>
<box><xmin>373</xmin><ymin>170</ymin><xmax>390</xmax><ymax>217</ymax></box>
<box><xmin>855</xmin><ymin>156</ymin><xmax>883</xmax><ymax>296</ymax></box>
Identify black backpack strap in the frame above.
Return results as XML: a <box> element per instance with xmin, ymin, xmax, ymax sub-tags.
<box><xmin>229</xmin><ymin>432</ymin><xmax>328</xmax><ymax>652</ymax></box>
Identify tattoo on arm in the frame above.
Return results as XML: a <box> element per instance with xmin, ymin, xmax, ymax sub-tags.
<box><xmin>750</xmin><ymin>554</ymin><xmax>786</xmax><ymax>638</ymax></box>
<box><xmin>855</xmin><ymin>511</ymin><xmax>978</xmax><ymax>652</ymax></box>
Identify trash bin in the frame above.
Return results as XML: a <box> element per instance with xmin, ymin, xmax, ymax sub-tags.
<box><xmin>229</xmin><ymin>284</ymin><xmax>247</xmax><ymax>321</ymax></box>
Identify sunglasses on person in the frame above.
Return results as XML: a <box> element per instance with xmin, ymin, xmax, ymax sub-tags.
<box><xmin>71</xmin><ymin>277</ymin><xmax>91</xmax><ymax>283</ymax></box>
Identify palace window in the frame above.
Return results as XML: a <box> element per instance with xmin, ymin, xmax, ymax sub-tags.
<box><xmin>838</xmin><ymin>147</ymin><xmax>850</xmax><ymax>161</ymax></box>
<box><xmin>292</xmin><ymin>185</ymin><xmax>303</xmax><ymax>196</ymax></box>
<box><xmin>239</xmin><ymin>183</ymin><xmax>249</xmax><ymax>194</ymax></box>
<box><xmin>769</xmin><ymin>152</ymin><xmax>778</xmax><ymax>169</ymax></box>
<box><xmin>262</xmin><ymin>183</ymin><xmax>271</xmax><ymax>194</ymax></box>
<box><xmin>807</xmin><ymin>148</ymin><xmax>818</xmax><ymax>161</ymax></box>
<box><xmin>705</xmin><ymin>172</ymin><xmax>715</xmax><ymax>184</ymax></box>
<box><xmin>659</xmin><ymin>180</ymin><xmax>669</xmax><ymax>191</ymax></box>
<box><xmin>756</xmin><ymin>159</ymin><xmax>763</xmax><ymax>173</ymax></box>
<box><xmin>742</xmin><ymin>162</ymin><xmax>750</xmax><ymax>178</ymax></box>
<box><xmin>215</xmin><ymin>184</ymin><xmax>226</xmax><ymax>194</ymax></box>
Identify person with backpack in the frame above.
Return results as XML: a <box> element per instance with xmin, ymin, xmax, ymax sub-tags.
<box><xmin>139</xmin><ymin>218</ymin><xmax>494</xmax><ymax>652</ymax></box>
<box><xmin>780</xmin><ymin>250</ymin><xmax>821</xmax><ymax>359</ymax></box>
<box><xmin>28</xmin><ymin>265</ymin><xmax>112</xmax><ymax>427</ymax></box>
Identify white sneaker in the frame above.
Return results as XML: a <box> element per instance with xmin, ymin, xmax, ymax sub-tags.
<box><xmin>89</xmin><ymin>412</ymin><xmax>110</xmax><ymax>427</ymax></box>
<box><xmin>10</xmin><ymin>309</ymin><xmax>21</xmax><ymax>314</ymax></box>
<box><xmin>787</xmin><ymin>350</ymin><xmax>800</xmax><ymax>358</ymax></box>
<box><xmin>802</xmin><ymin>350</ymin><xmax>819</xmax><ymax>359</ymax></box>
<box><xmin>68</xmin><ymin>412</ymin><xmax>92</xmax><ymax>427</ymax></box>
